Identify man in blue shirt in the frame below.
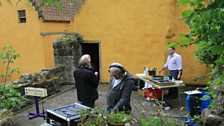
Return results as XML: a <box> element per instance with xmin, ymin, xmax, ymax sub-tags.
<box><xmin>159</xmin><ymin>47</ymin><xmax>183</xmax><ymax>98</ymax></box>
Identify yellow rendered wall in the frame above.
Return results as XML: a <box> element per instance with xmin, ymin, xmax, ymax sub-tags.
<box><xmin>0</xmin><ymin>1</ymin><xmax>46</xmax><ymax>81</ymax></box>
<box><xmin>0</xmin><ymin>0</ymin><xmax>208</xmax><ymax>84</ymax></box>
<box><xmin>40</xmin><ymin>22</ymin><xmax>71</xmax><ymax>68</ymax></box>
<box><xmin>69</xmin><ymin>0</ymin><xmax>208</xmax><ymax>84</ymax></box>
<box><xmin>0</xmin><ymin>1</ymin><xmax>71</xmax><ymax>82</ymax></box>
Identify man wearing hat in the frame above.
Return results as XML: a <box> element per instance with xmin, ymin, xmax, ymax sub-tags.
<box><xmin>106</xmin><ymin>63</ymin><xmax>134</xmax><ymax>114</ymax></box>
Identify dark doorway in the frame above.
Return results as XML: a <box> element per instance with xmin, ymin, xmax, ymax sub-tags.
<box><xmin>81</xmin><ymin>42</ymin><xmax>100</xmax><ymax>80</ymax></box>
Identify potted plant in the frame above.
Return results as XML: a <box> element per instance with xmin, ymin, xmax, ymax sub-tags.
<box><xmin>79</xmin><ymin>108</ymin><xmax>107</xmax><ymax>126</ymax></box>
<box><xmin>107</xmin><ymin>113</ymin><xmax>133</xmax><ymax>126</ymax></box>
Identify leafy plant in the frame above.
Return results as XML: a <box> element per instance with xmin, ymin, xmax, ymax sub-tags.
<box><xmin>199</xmin><ymin>94</ymin><xmax>211</xmax><ymax>101</ymax></box>
<box><xmin>107</xmin><ymin>112</ymin><xmax>133</xmax><ymax>125</ymax></box>
<box><xmin>169</xmin><ymin>0</ymin><xmax>224</xmax><ymax>114</ymax></box>
<box><xmin>0</xmin><ymin>0</ymin><xmax>62</xmax><ymax>8</ymax></box>
<box><xmin>40</xmin><ymin>0</ymin><xmax>62</xmax><ymax>8</ymax></box>
<box><xmin>192</xmin><ymin>115</ymin><xmax>202</xmax><ymax>125</ymax></box>
<box><xmin>0</xmin><ymin>46</ymin><xmax>26</xmax><ymax>111</ymax></box>
<box><xmin>79</xmin><ymin>108</ymin><xmax>107</xmax><ymax>126</ymax></box>
<box><xmin>79</xmin><ymin>108</ymin><xmax>133</xmax><ymax>126</ymax></box>
<box><xmin>0</xmin><ymin>84</ymin><xmax>27</xmax><ymax>111</ymax></box>
<box><xmin>140</xmin><ymin>116</ymin><xmax>161</xmax><ymax>126</ymax></box>
<box><xmin>140</xmin><ymin>115</ymin><xmax>185</xmax><ymax>126</ymax></box>
<box><xmin>60</xmin><ymin>35</ymin><xmax>77</xmax><ymax>43</ymax></box>
<box><xmin>172</xmin><ymin>0</ymin><xmax>224</xmax><ymax>85</ymax></box>
<box><xmin>0</xmin><ymin>45</ymin><xmax>20</xmax><ymax>92</ymax></box>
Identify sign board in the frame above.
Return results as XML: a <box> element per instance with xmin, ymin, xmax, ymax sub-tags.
<box><xmin>25</xmin><ymin>87</ymin><xmax>48</xmax><ymax>97</ymax></box>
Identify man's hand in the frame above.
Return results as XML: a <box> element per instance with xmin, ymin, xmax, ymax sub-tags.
<box><xmin>110</xmin><ymin>111</ymin><xmax>115</xmax><ymax>114</ymax></box>
<box><xmin>158</xmin><ymin>69</ymin><xmax>162</xmax><ymax>75</ymax></box>
<box><xmin>177</xmin><ymin>74</ymin><xmax>181</xmax><ymax>80</ymax></box>
<box><xmin>94</xmin><ymin>72</ymin><xmax>98</xmax><ymax>77</ymax></box>
<box><xmin>177</xmin><ymin>70</ymin><xmax>182</xmax><ymax>80</ymax></box>
<box><xmin>111</xmin><ymin>108</ymin><xmax>118</xmax><ymax>114</ymax></box>
<box><xmin>158</xmin><ymin>70</ymin><xmax>161</xmax><ymax>75</ymax></box>
<box><xmin>158</xmin><ymin>67</ymin><xmax>166</xmax><ymax>75</ymax></box>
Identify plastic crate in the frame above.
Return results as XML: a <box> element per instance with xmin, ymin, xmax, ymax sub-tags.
<box><xmin>145</xmin><ymin>88</ymin><xmax>162</xmax><ymax>99</ymax></box>
<box><xmin>186</xmin><ymin>91</ymin><xmax>211</xmax><ymax>113</ymax></box>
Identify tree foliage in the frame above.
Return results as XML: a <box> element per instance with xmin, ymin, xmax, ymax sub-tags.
<box><xmin>39</xmin><ymin>0</ymin><xmax>62</xmax><ymax>8</ymax></box>
<box><xmin>0</xmin><ymin>46</ymin><xmax>27</xmax><ymax>111</ymax></box>
<box><xmin>0</xmin><ymin>45</ymin><xmax>20</xmax><ymax>89</ymax></box>
<box><xmin>172</xmin><ymin>0</ymin><xmax>224</xmax><ymax>86</ymax></box>
<box><xmin>0</xmin><ymin>0</ymin><xmax>62</xmax><ymax>8</ymax></box>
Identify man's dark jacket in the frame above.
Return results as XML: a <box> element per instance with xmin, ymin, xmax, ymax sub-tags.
<box><xmin>107</xmin><ymin>74</ymin><xmax>134</xmax><ymax>112</ymax></box>
<box><xmin>74</xmin><ymin>66</ymin><xmax>99</xmax><ymax>103</ymax></box>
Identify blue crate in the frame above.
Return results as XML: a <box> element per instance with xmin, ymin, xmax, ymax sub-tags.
<box><xmin>186</xmin><ymin>91</ymin><xmax>211</xmax><ymax>113</ymax></box>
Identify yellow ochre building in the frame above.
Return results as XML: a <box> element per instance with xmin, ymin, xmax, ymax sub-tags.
<box><xmin>0</xmin><ymin>0</ymin><xmax>208</xmax><ymax>84</ymax></box>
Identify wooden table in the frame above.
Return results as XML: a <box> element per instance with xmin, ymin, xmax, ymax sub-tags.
<box><xmin>135</xmin><ymin>74</ymin><xmax>185</xmax><ymax>108</ymax></box>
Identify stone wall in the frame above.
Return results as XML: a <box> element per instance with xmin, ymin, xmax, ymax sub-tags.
<box><xmin>202</xmin><ymin>109</ymin><xmax>224</xmax><ymax>126</ymax></box>
<box><xmin>12</xmin><ymin>65</ymin><xmax>65</xmax><ymax>107</ymax></box>
<box><xmin>201</xmin><ymin>86</ymin><xmax>224</xmax><ymax>126</ymax></box>
<box><xmin>10</xmin><ymin>34</ymin><xmax>82</xmax><ymax>109</ymax></box>
<box><xmin>215</xmin><ymin>87</ymin><xmax>224</xmax><ymax>117</ymax></box>
<box><xmin>53</xmin><ymin>34</ymin><xmax>82</xmax><ymax>84</ymax></box>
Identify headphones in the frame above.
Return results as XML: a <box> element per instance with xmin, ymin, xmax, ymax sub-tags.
<box><xmin>109</xmin><ymin>64</ymin><xmax>125</xmax><ymax>73</ymax></box>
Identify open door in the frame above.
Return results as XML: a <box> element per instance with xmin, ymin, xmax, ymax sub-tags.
<box><xmin>81</xmin><ymin>42</ymin><xmax>100</xmax><ymax>80</ymax></box>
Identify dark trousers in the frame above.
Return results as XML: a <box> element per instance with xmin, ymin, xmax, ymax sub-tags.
<box><xmin>168</xmin><ymin>70</ymin><xmax>179</xmax><ymax>80</ymax></box>
<box><xmin>167</xmin><ymin>70</ymin><xmax>179</xmax><ymax>98</ymax></box>
<box><xmin>80</xmin><ymin>100</ymin><xmax>95</xmax><ymax>108</ymax></box>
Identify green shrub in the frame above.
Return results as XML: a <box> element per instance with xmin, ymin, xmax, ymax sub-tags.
<box><xmin>79</xmin><ymin>108</ymin><xmax>107</xmax><ymax>126</ymax></box>
<box><xmin>107</xmin><ymin>113</ymin><xmax>133</xmax><ymax>125</ymax></box>
<box><xmin>0</xmin><ymin>84</ymin><xmax>27</xmax><ymax>111</ymax></box>
<box><xmin>79</xmin><ymin>109</ymin><xmax>133</xmax><ymax>126</ymax></box>
<box><xmin>140</xmin><ymin>115</ymin><xmax>185</xmax><ymax>126</ymax></box>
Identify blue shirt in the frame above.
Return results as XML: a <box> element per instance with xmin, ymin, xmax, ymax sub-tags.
<box><xmin>164</xmin><ymin>53</ymin><xmax>182</xmax><ymax>71</ymax></box>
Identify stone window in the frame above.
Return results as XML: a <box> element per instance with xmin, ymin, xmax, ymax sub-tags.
<box><xmin>18</xmin><ymin>10</ymin><xmax>26</xmax><ymax>23</ymax></box>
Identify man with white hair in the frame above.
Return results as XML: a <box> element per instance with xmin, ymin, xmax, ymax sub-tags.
<box><xmin>82</xmin><ymin>54</ymin><xmax>98</xmax><ymax>77</ymax></box>
<box><xmin>106</xmin><ymin>63</ymin><xmax>134</xmax><ymax>114</ymax></box>
<box><xmin>74</xmin><ymin>55</ymin><xmax>99</xmax><ymax>107</ymax></box>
